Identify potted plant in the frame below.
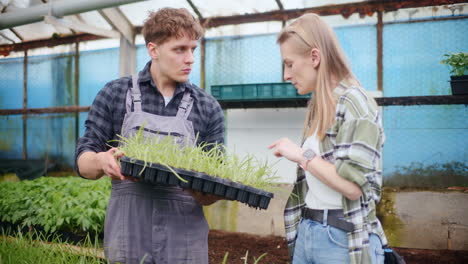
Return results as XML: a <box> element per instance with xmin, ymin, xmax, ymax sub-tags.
<box><xmin>440</xmin><ymin>52</ymin><xmax>468</xmax><ymax>95</ymax></box>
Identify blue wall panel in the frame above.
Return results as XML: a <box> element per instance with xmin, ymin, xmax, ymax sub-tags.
<box><xmin>205</xmin><ymin>34</ymin><xmax>283</xmax><ymax>94</ymax></box>
<box><xmin>26</xmin><ymin>114</ymin><xmax>76</xmax><ymax>166</ymax></box>
<box><xmin>335</xmin><ymin>25</ymin><xmax>377</xmax><ymax>91</ymax></box>
<box><xmin>79</xmin><ymin>48</ymin><xmax>119</xmax><ymax>106</ymax></box>
<box><xmin>383</xmin><ymin>19</ymin><xmax>468</xmax><ymax>97</ymax></box>
<box><xmin>27</xmin><ymin>54</ymin><xmax>75</xmax><ymax>108</ymax></box>
<box><xmin>0</xmin><ymin>58</ymin><xmax>24</xmax><ymax>109</ymax></box>
<box><xmin>383</xmin><ymin>105</ymin><xmax>468</xmax><ymax>175</ymax></box>
<box><xmin>0</xmin><ymin>116</ymin><xmax>23</xmax><ymax>159</ymax></box>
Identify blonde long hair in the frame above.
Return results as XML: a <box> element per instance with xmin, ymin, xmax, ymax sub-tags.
<box><xmin>277</xmin><ymin>13</ymin><xmax>357</xmax><ymax>140</ymax></box>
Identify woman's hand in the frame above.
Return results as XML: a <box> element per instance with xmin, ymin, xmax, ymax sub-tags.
<box><xmin>268</xmin><ymin>138</ymin><xmax>304</xmax><ymax>164</ymax></box>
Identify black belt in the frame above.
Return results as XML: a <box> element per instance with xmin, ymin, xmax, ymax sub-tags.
<box><xmin>301</xmin><ymin>208</ymin><xmax>355</xmax><ymax>232</ymax></box>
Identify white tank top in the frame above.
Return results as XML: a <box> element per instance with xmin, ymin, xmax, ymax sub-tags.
<box><xmin>302</xmin><ymin>133</ymin><xmax>343</xmax><ymax>209</ymax></box>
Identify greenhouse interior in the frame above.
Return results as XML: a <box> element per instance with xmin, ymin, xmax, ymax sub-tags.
<box><xmin>0</xmin><ymin>0</ymin><xmax>467</xmax><ymax>263</ymax></box>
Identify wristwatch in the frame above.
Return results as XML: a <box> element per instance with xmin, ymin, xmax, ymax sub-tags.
<box><xmin>300</xmin><ymin>148</ymin><xmax>316</xmax><ymax>168</ymax></box>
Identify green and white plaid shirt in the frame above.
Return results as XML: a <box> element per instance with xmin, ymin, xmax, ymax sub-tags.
<box><xmin>284</xmin><ymin>81</ymin><xmax>388</xmax><ymax>264</ymax></box>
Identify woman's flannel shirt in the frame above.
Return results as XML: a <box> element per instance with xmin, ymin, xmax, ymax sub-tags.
<box><xmin>283</xmin><ymin>81</ymin><xmax>388</xmax><ymax>264</ymax></box>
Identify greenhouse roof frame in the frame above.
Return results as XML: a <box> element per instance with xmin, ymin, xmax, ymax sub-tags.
<box><xmin>0</xmin><ymin>0</ymin><xmax>466</xmax><ymax>56</ymax></box>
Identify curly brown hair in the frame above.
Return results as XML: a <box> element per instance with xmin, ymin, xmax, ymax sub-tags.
<box><xmin>142</xmin><ymin>8</ymin><xmax>203</xmax><ymax>45</ymax></box>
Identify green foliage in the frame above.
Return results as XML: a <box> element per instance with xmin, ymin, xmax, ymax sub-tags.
<box><xmin>440</xmin><ymin>52</ymin><xmax>468</xmax><ymax>76</ymax></box>
<box><xmin>0</xmin><ymin>230</ymin><xmax>105</xmax><ymax>264</ymax></box>
<box><xmin>117</xmin><ymin>128</ymin><xmax>278</xmax><ymax>191</ymax></box>
<box><xmin>384</xmin><ymin>161</ymin><xmax>468</xmax><ymax>188</ymax></box>
<box><xmin>0</xmin><ymin>177</ymin><xmax>110</xmax><ymax>235</ymax></box>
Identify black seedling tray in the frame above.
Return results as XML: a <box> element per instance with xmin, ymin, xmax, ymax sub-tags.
<box><xmin>120</xmin><ymin>156</ymin><xmax>274</xmax><ymax>210</ymax></box>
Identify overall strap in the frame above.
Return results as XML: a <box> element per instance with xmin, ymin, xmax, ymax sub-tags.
<box><xmin>126</xmin><ymin>74</ymin><xmax>142</xmax><ymax>113</ymax></box>
<box><xmin>176</xmin><ymin>90</ymin><xmax>193</xmax><ymax>119</ymax></box>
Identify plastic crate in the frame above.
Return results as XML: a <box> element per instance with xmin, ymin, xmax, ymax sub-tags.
<box><xmin>211</xmin><ymin>83</ymin><xmax>311</xmax><ymax>100</ymax></box>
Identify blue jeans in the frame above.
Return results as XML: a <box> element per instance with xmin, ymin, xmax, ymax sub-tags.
<box><xmin>293</xmin><ymin>218</ymin><xmax>385</xmax><ymax>264</ymax></box>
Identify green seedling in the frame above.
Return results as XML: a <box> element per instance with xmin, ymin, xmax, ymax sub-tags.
<box><xmin>116</xmin><ymin>127</ymin><xmax>279</xmax><ymax>191</ymax></box>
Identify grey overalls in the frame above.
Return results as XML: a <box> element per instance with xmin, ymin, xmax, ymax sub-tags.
<box><xmin>104</xmin><ymin>75</ymin><xmax>209</xmax><ymax>264</ymax></box>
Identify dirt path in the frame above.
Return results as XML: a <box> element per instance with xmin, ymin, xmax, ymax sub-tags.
<box><xmin>208</xmin><ymin>229</ymin><xmax>468</xmax><ymax>264</ymax></box>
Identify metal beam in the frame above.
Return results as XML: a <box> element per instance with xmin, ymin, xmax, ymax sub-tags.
<box><xmin>1</xmin><ymin>95</ymin><xmax>466</xmax><ymax>116</ymax></box>
<box><xmin>197</xmin><ymin>0</ymin><xmax>467</xmax><ymax>28</ymax></box>
<box><xmin>22</xmin><ymin>50</ymin><xmax>28</xmax><ymax>159</ymax></box>
<box><xmin>99</xmin><ymin>8</ymin><xmax>135</xmax><ymax>43</ymax></box>
<box><xmin>0</xmin><ymin>106</ymin><xmax>91</xmax><ymax>116</ymax></box>
<box><xmin>44</xmin><ymin>15</ymin><xmax>120</xmax><ymax>39</ymax></box>
<box><xmin>0</xmin><ymin>0</ymin><xmax>147</xmax><ymax>30</ymax></box>
<box><xmin>275</xmin><ymin>0</ymin><xmax>284</xmax><ymax>10</ymax></box>
<box><xmin>186</xmin><ymin>0</ymin><xmax>203</xmax><ymax>20</ymax></box>
<box><xmin>217</xmin><ymin>95</ymin><xmax>468</xmax><ymax>109</ymax></box>
<box><xmin>0</xmin><ymin>33</ymin><xmax>104</xmax><ymax>56</ymax></box>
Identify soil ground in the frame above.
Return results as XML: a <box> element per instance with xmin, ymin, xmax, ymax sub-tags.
<box><xmin>208</xmin><ymin>230</ymin><xmax>468</xmax><ymax>264</ymax></box>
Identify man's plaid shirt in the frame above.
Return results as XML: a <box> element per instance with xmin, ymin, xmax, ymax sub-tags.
<box><xmin>284</xmin><ymin>81</ymin><xmax>388</xmax><ymax>264</ymax></box>
<box><xmin>75</xmin><ymin>61</ymin><xmax>225</xmax><ymax>174</ymax></box>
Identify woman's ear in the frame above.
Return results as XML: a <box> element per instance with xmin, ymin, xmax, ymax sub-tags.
<box><xmin>147</xmin><ymin>42</ymin><xmax>159</xmax><ymax>60</ymax></box>
<box><xmin>309</xmin><ymin>48</ymin><xmax>321</xmax><ymax>68</ymax></box>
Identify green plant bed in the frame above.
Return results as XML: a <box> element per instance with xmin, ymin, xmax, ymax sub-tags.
<box><xmin>0</xmin><ymin>176</ymin><xmax>110</xmax><ymax>242</ymax></box>
<box><xmin>0</xmin><ymin>231</ymin><xmax>106</xmax><ymax>264</ymax></box>
<box><xmin>117</xmin><ymin>128</ymin><xmax>277</xmax><ymax>209</ymax></box>
<box><xmin>0</xmin><ymin>220</ymin><xmax>103</xmax><ymax>245</ymax></box>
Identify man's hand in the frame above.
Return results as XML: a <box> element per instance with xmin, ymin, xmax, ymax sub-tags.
<box><xmin>187</xmin><ymin>190</ymin><xmax>226</xmax><ymax>206</ymax></box>
<box><xmin>95</xmin><ymin>148</ymin><xmax>135</xmax><ymax>181</ymax></box>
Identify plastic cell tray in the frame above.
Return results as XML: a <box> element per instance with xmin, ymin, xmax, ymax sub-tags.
<box><xmin>120</xmin><ymin>156</ymin><xmax>274</xmax><ymax>210</ymax></box>
<box><xmin>211</xmin><ymin>82</ymin><xmax>310</xmax><ymax>100</ymax></box>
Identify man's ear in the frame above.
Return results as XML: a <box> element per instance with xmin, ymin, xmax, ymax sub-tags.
<box><xmin>147</xmin><ymin>42</ymin><xmax>159</xmax><ymax>60</ymax></box>
<box><xmin>309</xmin><ymin>48</ymin><xmax>321</xmax><ymax>68</ymax></box>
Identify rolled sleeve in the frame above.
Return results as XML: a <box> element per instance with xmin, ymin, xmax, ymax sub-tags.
<box><xmin>203</xmin><ymin>101</ymin><xmax>225</xmax><ymax>145</ymax></box>
<box><xmin>74</xmin><ymin>83</ymin><xmax>116</xmax><ymax>175</ymax></box>
<box><xmin>334</xmin><ymin>118</ymin><xmax>382</xmax><ymax>192</ymax></box>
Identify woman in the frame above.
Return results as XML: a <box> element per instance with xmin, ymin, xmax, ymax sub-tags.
<box><xmin>268</xmin><ymin>13</ymin><xmax>387</xmax><ymax>264</ymax></box>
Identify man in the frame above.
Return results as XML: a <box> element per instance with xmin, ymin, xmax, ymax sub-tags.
<box><xmin>75</xmin><ymin>8</ymin><xmax>225</xmax><ymax>264</ymax></box>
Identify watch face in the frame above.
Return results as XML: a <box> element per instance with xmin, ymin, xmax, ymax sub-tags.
<box><xmin>303</xmin><ymin>149</ymin><xmax>316</xmax><ymax>160</ymax></box>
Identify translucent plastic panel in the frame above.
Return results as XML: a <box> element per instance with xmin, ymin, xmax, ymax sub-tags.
<box><xmin>335</xmin><ymin>25</ymin><xmax>377</xmax><ymax>91</ymax></box>
<box><xmin>27</xmin><ymin>53</ymin><xmax>76</xmax><ymax>108</ymax></box>
<box><xmin>77</xmin><ymin>10</ymin><xmax>113</xmax><ymax>31</ymax></box>
<box><xmin>79</xmin><ymin>48</ymin><xmax>119</xmax><ymax>106</ymax></box>
<box><xmin>11</xmin><ymin>21</ymin><xmax>57</xmax><ymax>41</ymax></box>
<box><xmin>383</xmin><ymin>19</ymin><xmax>468</xmax><ymax>96</ymax></box>
<box><xmin>26</xmin><ymin>114</ymin><xmax>76</xmax><ymax>167</ymax></box>
<box><xmin>0</xmin><ymin>115</ymin><xmax>24</xmax><ymax>160</ymax></box>
<box><xmin>0</xmin><ymin>57</ymin><xmax>23</xmax><ymax>109</ymax></box>
<box><xmin>282</xmin><ymin>0</ymin><xmax>364</xmax><ymax>10</ymax></box>
<box><xmin>205</xmin><ymin>21</ymin><xmax>282</xmax><ymax>38</ymax></box>
<box><xmin>120</xmin><ymin>0</ymin><xmax>193</xmax><ymax>26</ymax></box>
<box><xmin>204</xmin><ymin>33</ymin><xmax>282</xmax><ymax>93</ymax></box>
<box><xmin>383</xmin><ymin>105</ymin><xmax>468</xmax><ymax>176</ymax></box>
<box><xmin>192</xmin><ymin>0</ymin><xmax>277</xmax><ymax>17</ymax></box>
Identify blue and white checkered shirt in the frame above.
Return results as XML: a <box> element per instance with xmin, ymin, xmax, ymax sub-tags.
<box><xmin>75</xmin><ymin>61</ymin><xmax>225</xmax><ymax>174</ymax></box>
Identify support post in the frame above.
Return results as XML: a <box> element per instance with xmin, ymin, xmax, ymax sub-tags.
<box><xmin>22</xmin><ymin>50</ymin><xmax>28</xmax><ymax>159</ymax></box>
<box><xmin>200</xmin><ymin>37</ymin><xmax>206</xmax><ymax>89</ymax></box>
<box><xmin>119</xmin><ymin>35</ymin><xmax>136</xmax><ymax>77</ymax></box>
<box><xmin>75</xmin><ymin>41</ymin><xmax>80</xmax><ymax>144</ymax></box>
<box><xmin>377</xmin><ymin>11</ymin><xmax>383</xmax><ymax>92</ymax></box>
